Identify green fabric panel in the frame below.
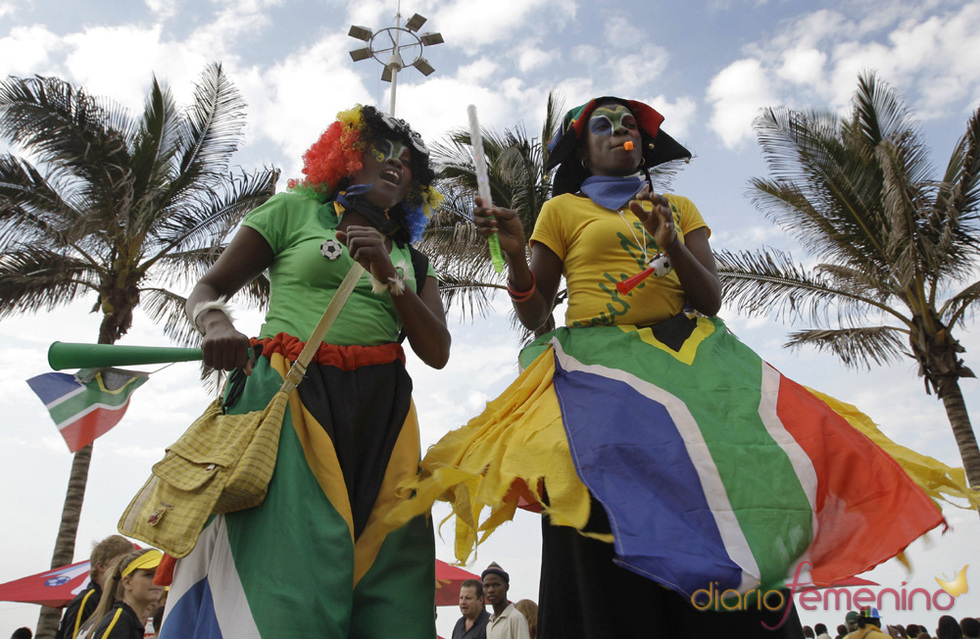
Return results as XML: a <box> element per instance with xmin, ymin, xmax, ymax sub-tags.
<box><xmin>350</xmin><ymin>515</ymin><xmax>435</xmax><ymax>639</ymax></box>
<box><xmin>223</xmin><ymin>358</ymin><xmax>354</xmax><ymax>638</ymax></box>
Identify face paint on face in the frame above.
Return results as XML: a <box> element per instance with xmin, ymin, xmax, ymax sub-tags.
<box><xmin>350</xmin><ymin>137</ymin><xmax>414</xmax><ymax>209</ymax></box>
<box><xmin>588</xmin><ymin>105</ymin><xmax>639</xmax><ymax>138</ymax></box>
<box><xmin>581</xmin><ymin>104</ymin><xmax>643</xmax><ymax>177</ymax></box>
<box><xmin>371</xmin><ymin>139</ymin><xmax>411</xmax><ymax>165</ymax></box>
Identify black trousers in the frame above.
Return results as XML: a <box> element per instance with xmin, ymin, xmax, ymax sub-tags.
<box><xmin>537</xmin><ymin>512</ymin><xmax>805</xmax><ymax>639</ymax></box>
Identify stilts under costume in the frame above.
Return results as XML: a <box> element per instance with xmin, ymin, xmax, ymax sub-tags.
<box><xmin>159</xmin><ymin>106</ymin><xmax>443</xmax><ymax>639</ymax></box>
<box><xmin>383</xmin><ymin>98</ymin><xmax>977</xmax><ymax>638</ymax></box>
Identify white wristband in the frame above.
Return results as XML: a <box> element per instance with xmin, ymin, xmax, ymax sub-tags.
<box><xmin>370</xmin><ymin>272</ymin><xmax>407</xmax><ymax>296</ymax></box>
<box><xmin>189</xmin><ymin>297</ymin><xmax>235</xmax><ymax>334</ymax></box>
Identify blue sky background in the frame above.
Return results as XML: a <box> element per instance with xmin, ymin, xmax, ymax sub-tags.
<box><xmin>2</xmin><ymin>0</ymin><xmax>980</xmax><ymax>635</ymax></box>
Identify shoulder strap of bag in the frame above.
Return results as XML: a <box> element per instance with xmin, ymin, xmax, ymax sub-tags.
<box><xmin>280</xmin><ymin>262</ymin><xmax>366</xmax><ymax>393</ymax></box>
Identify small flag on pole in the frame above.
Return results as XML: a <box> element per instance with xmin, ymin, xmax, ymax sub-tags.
<box><xmin>27</xmin><ymin>368</ymin><xmax>149</xmax><ymax>452</ymax></box>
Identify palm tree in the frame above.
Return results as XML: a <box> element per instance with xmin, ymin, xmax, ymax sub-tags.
<box><xmin>716</xmin><ymin>72</ymin><xmax>980</xmax><ymax>492</ymax></box>
<box><xmin>0</xmin><ymin>63</ymin><xmax>278</xmax><ymax>636</ymax></box>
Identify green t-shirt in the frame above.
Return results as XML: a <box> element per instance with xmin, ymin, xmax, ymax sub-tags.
<box><xmin>241</xmin><ymin>192</ymin><xmax>434</xmax><ymax>346</ymax></box>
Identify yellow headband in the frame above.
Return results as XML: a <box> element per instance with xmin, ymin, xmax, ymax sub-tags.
<box><xmin>121</xmin><ymin>550</ymin><xmax>162</xmax><ymax>578</ymax></box>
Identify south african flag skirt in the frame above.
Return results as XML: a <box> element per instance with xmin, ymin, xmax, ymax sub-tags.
<box><xmin>388</xmin><ymin>316</ymin><xmax>962</xmax><ymax>600</ymax></box>
<box><xmin>159</xmin><ymin>337</ymin><xmax>435</xmax><ymax>639</ymax></box>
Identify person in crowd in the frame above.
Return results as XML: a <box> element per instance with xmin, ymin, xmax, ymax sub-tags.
<box><xmin>513</xmin><ymin>600</ymin><xmax>537</xmax><ymax>639</ymax></box>
<box><xmin>838</xmin><ymin>625</ymin><xmax>851</xmax><ymax>639</ymax></box>
<box><xmin>845</xmin><ymin>607</ymin><xmax>890</xmax><ymax>639</ymax></box>
<box><xmin>84</xmin><ymin>549</ymin><xmax>164</xmax><ymax>639</ymax></box>
<box><xmin>56</xmin><ymin>535</ymin><xmax>135</xmax><ymax>639</ymax></box>
<box><xmin>805</xmin><ymin>626</ymin><xmax>816</xmax><ymax>638</ymax></box>
<box><xmin>816</xmin><ymin>623</ymin><xmax>832</xmax><ymax>639</ymax></box>
<box><xmin>482</xmin><ymin>563</ymin><xmax>530</xmax><ymax>639</ymax></box>
<box><xmin>10</xmin><ymin>629</ymin><xmax>31</xmax><ymax>639</ymax></box>
<box><xmin>937</xmin><ymin>616</ymin><xmax>964</xmax><ymax>639</ymax></box>
<box><xmin>960</xmin><ymin>618</ymin><xmax>980</xmax><ymax>639</ymax></box>
<box><xmin>453</xmin><ymin>579</ymin><xmax>490</xmax><ymax>639</ymax></box>
<box><xmin>847</xmin><ymin>613</ymin><xmax>862</xmax><ymax>634</ymax></box>
<box><xmin>159</xmin><ymin>104</ymin><xmax>449</xmax><ymax>639</ymax></box>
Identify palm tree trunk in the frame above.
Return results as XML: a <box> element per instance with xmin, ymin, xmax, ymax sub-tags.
<box><xmin>34</xmin><ymin>444</ymin><xmax>93</xmax><ymax>639</ymax></box>
<box><xmin>936</xmin><ymin>375</ymin><xmax>980</xmax><ymax>513</ymax></box>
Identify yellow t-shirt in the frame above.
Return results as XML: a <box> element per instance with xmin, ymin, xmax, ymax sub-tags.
<box><xmin>530</xmin><ymin>192</ymin><xmax>709</xmax><ymax>327</ymax></box>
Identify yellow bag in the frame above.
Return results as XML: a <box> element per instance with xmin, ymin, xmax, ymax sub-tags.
<box><xmin>118</xmin><ymin>390</ymin><xmax>288</xmax><ymax>557</ymax></box>
<box><xmin>118</xmin><ymin>264</ymin><xmax>364</xmax><ymax>558</ymax></box>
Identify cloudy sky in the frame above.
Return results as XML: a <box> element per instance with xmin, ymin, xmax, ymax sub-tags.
<box><xmin>2</xmin><ymin>0</ymin><xmax>980</xmax><ymax>635</ymax></box>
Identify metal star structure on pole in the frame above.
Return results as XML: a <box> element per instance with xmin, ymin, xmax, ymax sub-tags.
<box><xmin>348</xmin><ymin>2</ymin><xmax>444</xmax><ymax>116</ymax></box>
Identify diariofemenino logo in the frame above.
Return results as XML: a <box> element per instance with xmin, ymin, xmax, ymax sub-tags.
<box><xmin>689</xmin><ymin>562</ymin><xmax>968</xmax><ymax>629</ymax></box>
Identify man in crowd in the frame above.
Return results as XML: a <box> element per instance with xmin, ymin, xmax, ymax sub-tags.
<box><xmin>452</xmin><ymin>579</ymin><xmax>490</xmax><ymax>639</ymax></box>
<box><xmin>481</xmin><ymin>563</ymin><xmax>529</xmax><ymax>639</ymax></box>
<box><xmin>845</xmin><ymin>612</ymin><xmax>860</xmax><ymax>635</ymax></box>
<box><xmin>845</xmin><ymin>607</ymin><xmax>889</xmax><ymax>639</ymax></box>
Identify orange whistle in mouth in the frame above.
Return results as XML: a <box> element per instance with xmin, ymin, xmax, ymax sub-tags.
<box><xmin>623</xmin><ymin>141</ymin><xmax>634</xmax><ymax>151</ymax></box>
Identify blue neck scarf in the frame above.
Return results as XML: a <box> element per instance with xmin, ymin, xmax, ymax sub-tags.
<box><xmin>580</xmin><ymin>175</ymin><xmax>646</xmax><ymax>211</ymax></box>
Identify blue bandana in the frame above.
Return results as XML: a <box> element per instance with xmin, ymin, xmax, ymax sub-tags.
<box><xmin>580</xmin><ymin>175</ymin><xmax>645</xmax><ymax>211</ymax></box>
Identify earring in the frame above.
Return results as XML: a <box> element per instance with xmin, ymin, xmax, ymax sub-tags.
<box><xmin>581</xmin><ymin>158</ymin><xmax>590</xmax><ymax>169</ymax></box>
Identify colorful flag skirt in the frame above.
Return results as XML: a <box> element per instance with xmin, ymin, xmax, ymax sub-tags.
<box><xmin>386</xmin><ymin>316</ymin><xmax>969</xmax><ymax>599</ymax></box>
<box><xmin>160</xmin><ymin>336</ymin><xmax>435</xmax><ymax>639</ymax></box>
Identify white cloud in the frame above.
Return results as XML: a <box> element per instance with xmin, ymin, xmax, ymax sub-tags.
<box><xmin>237</xmin><ymin>33</ymin><xmax>371</xmax><ymax>175</ymax></box>
<box><xmin>707</xmin><ymin>58</ymin><xmax>777</xmax><ymax>148</ymax></box>
<box><xmin>777</xmin><ymin>47</ymin><xmax>827</xmax><ymax>85</ymax></box>
<box><xmin>145</xmin><ymin>0</ymin><xmax>179</xmax><ymax>20</ymax></box>
<box><xmin>517</xmin><ymin>47</ymin><xmax>550</xmax><ymax>73</ymax></box>
<box><xmin>434</xmin><ymin>0</ymin><xmax>576</xmax><ymax>48</ymax></box>
<box><xmin>707</xmin><ymin>3</ymin><xmax>980</xmax><ymax>147</ymax></box>
<box><xmin>0</xmin><ymin>25</ymin><xmax>64</xmax><ymax>78</ymax></box>
<box><xmin>645</xmin><ymin>94</ymin><xmax>696</xmax><ymax>140</ymax></box>
<box><xmin>63</xmin><ymin>25</ymin><xmax>172</xmax><ymax>112</ymax></box>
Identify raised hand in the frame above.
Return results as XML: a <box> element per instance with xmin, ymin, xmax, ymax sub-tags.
<box><xmin>472</xmin><ymin>197</ymin><xmax>526</xmax><ymax>257</ymax></box>
<box><xmin>629</xmin><ymin>188</ymin><xmax>677</xmax><ymax>252</ymax></box>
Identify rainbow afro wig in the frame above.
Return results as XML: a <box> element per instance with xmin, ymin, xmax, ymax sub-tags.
<box><xmin>289</xmin><ymin>104</ymin><xmax>441</xmax><ymax>243</ymax></box>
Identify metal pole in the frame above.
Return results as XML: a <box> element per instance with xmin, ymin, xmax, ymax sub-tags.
<box><xmin>388</xmin><ymin>10</ymin><xmax>401</xmax><ymax>115</ymax></box>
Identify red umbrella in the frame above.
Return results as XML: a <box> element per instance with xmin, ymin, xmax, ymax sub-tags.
<box><xmin>3</xmin><ymin>557</ymin><xmax>477</xmax><ymax>608</ymax></box>
<box><xmin>435</xmin><ymin>559</ymin><xmax>481</xmax><ymax>606</ymax></box>
<box><xmin>0</xmin><ymin>559</ymin><xmax>93</xmax><ymax>608</ymax></box>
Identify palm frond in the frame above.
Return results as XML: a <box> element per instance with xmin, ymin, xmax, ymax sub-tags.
<box><xmin>716</xmin><ymin>248</ymin><xmax>907</xmax><ymax>328</ymax></box>
<box><xmin>129</xmin><ymin>77</ymin><xmax>182</xmax><ymax>230</ymax></box>
<box><xmin>139</xmin><ymin>287</ymin><xmax>200</xmax><ymax>347</ymax></box>
<box><xmin>172</xmin><ymin>63</ymin><xmax>247</xmax><ymax>187</ymax></box>
<box><xmin>852</xmin><ymin>72</ymin><xmax>911</xmax><ymax>148</ymax></box>
<box><xmin>941</xmin><ymin>279</ymin><xmax>980</xmax><ymax>329</ymax></box>
<box><xmin>146</xmin><ymin>166</ymin><xmax>279</xmax><ymax>263</ymax></box>
<box><xmin>0</xmin><ymin>246</ymin><xmax>100</xmax><ymax>317</ymax></box>
<box><xmin>784</xmin><ymin>325</ymin><xmax>909</xmax><ymax>369</ymax></box>
<box><xmin>751</xmin><ymin>107</ymin><xmax>896</xmax><ymax>280</ymax></box>
<box><xmin>0</xmin><ymin>154</ymin><xmax>81</xmax><ymax>247</ymax></box>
